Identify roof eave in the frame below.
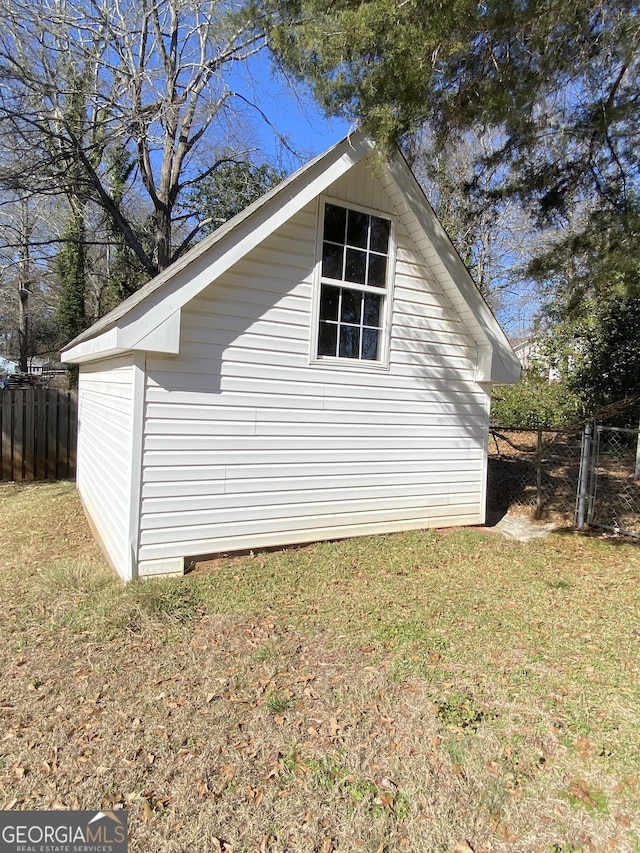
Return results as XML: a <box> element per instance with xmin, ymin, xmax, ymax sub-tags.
<box><xmin>62</xmin><ymin>310</ymin><xmax>182</xmax><ymax>364</ymax></box>
<box><xmin>62</xmin><ymin>132</ymin><xmax>374</xmax><ymax>363</ymax></box>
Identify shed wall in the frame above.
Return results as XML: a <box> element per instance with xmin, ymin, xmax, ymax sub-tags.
<box><xmin>77</xmin><ymin>355</ymin><xmax>136</xmax><ymax>580</ymax></box>
<box><xmin>139</xmin><ymin>160</ymin><xmax>490</xmax><ymax>565</ymax></box>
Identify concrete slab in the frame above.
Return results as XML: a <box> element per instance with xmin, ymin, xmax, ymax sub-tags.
<box><xmin>487</xmin><ymin>513</ymin><xmax>557</xmax><ymax>542</ymax></box>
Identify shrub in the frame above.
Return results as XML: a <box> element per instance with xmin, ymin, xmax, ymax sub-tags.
<box><xmin>491</xmin><ymin>371</ymin><xmax>583</xmax><ymax>429</ymax></box>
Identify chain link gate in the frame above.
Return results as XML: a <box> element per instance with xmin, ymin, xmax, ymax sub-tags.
<box><xmin>576</xmin><ymin>424</ymin><xmax>640</xmax><ymax>538</ymax></box>
<box><xmin>487</xmin><ymin>428</ymin><xmax>583</xmax><ymax>521</ymax></box>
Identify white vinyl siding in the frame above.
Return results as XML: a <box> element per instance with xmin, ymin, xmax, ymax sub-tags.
<box><xmin>77</xmin><ymin>355</ymin><xmax>136</xmax><ymax>580</ymax></box>
<box><xmin>137</xmin><ymin>156</ymin><xmax>490</xmax><ymax>565</ymax></box>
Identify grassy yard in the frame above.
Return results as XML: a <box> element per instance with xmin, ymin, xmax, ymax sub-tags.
<box><xmin>1</xmin><ymin>481</ymin><xmax>639</xmax><ymax>853</ymax></box>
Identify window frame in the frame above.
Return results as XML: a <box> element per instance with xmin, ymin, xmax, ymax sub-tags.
<box><xmin>309</xmin><ymin>196</ymin><xmax>396</xmax><ymax>370</ymax></box>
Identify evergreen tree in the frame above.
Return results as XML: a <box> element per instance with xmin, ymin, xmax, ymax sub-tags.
<box><xmin>265</xmin><ymin>0</ymin><xmax>640</xmax><ymax>309</ymax></box>
<box><xmin>98</xmin><ymin>144</ymin><xmax>146</xmax><ymax>315</ymax></box>
<box><xmin>53</xmin><ymin>69</ymin><xmax>93</xmax><ymax>349</ymax></box>
<box><xmin>545</xmin><ymin>294</ymin><xmax>640</xmax><ymax>426</ymax></box>
<box><xmin>185</xmin><ymin>160</ymin><xmax>285</xmax><ymax>239</ymax></box>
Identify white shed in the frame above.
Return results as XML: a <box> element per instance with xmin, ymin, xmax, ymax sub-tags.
<box><xmin>62</xmin><ymin>134</ymin><xmax>521</xmax><ymax>581</ymax></box>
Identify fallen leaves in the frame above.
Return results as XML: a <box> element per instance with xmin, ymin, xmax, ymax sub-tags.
<box><xmin>255</xmin><ymin>835</ymin><xmax>275</xmax><ymax>853</ymax></box>
<box><xmin>2</xmin><ymin>488</ymin><xmax>640</xmax><ymax>853</ymax></box>
<box><xmin>195</xmin><ymin>773</ymin><xmax>209</xmax><ymax>799</ymax></box>
<box><xmin>247</xmin><ymin>786</ymin><xmax>264</xmax><ymax>805</ymax></box>
<box><xmin>10</xmin><ymin>761</ymin><xmax>26</xmax><ymax>780</ymax></box>
<box><xmin>375</xmin><ymin>775</ymin><xmax>398</xmax><ymax>792</ymax></box>
<box><xmin>176</xmin><ymin>743</ymin><xmax>201</xmax><ymax>763</ymax></box>
<box><xmin>140</xmin><ymin>792</ymin><xmax>173</xmax><ymax>821</ymax></box>
<box><xmin>329</xmin><ymin>716</ymin><xmax>341</xmax><ymax>738</ymax></box>
<box><xmin>142</xmin><ymin>798</ymin><xmax>155</xmax><ymax>822</ymax></box>
<box><xmin>211</xmin><ymin>836</ymin><xmax>235</xmax><ymax>852</ymax></box>
<box><xmin>488</xmin><ymin>814</ymin><xmax>518</xmax><ymax>843</ymax></box>
<box><xmin>216</xmin><ymin>763</ymin><xmax>237</xmax><ymax>796</ymax></box>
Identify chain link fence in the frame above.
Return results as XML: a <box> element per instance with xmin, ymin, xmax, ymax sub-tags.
<box><xmin>487</xmin><ymin>427</ymin><xmax>583</xmax><ymax>522</ymax></box>
<box><xmin>578</xmin><ymin>425</ymin><xmax>640</xmax><ymax>538</ymax></box>
<box><xmin>488</xmin><ymin>423</ymin><xmax>640</xmax><ymax>538</ymax></box>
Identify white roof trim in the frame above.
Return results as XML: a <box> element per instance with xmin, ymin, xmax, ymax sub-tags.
<box><xmin>61</xmin><ymin>311</ymin><xmax>182</xmax><ymax>363</ymax></box>
<box><xmin>62</xmin><ymin>131</ymin><xmax>519</xmax><ymax>384</ymax></box>
<box><xmin>61</xmin><ymin>327</ymin><xmax>123</xmax><ymax>363</ymax></box>
<box><xmin>62</xmin><ymin>133</ymin><xmax>374</xmax><ymax>362</ymax></box>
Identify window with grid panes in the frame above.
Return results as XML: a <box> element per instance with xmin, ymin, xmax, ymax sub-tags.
<box><xmin>317</xmin><ymin>202</ymin><xmax>392</xmax><ymax>361</ymax></box>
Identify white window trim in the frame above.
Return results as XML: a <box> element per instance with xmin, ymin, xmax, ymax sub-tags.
<box><xmin>309</xmin><ymin>195</ymin><xmax>397</xmax><ymax>370</ymax></box>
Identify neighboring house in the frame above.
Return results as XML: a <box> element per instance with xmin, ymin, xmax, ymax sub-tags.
<box><xmin>62</xmin><ymin>133</ymin><xmax>521</xmax><ymax>582</ymax></box>
<box><xmin>27</xmin><ymin>357</ymin><xmax>47</xmax><ymax>376</ymax></box>
<box><xmin>512</xmin><ymin>339</ymin><xmax>561</xmax><ymax>382</ymax></box>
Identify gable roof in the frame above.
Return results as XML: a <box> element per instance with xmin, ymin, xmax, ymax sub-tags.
<box><xmin>61</xmin><ymin>132</ymin><xmax>520</xmax><ymax>384</ymax></box>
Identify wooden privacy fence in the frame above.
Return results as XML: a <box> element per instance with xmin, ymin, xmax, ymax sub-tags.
<box><xmin>1</xmin><ymin>390</ymin><xmax>77</xmax><ymax>481</ymax></box>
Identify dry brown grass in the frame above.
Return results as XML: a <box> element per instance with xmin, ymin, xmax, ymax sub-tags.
<box><xmin>1</xmin><ymin>481</ymin><xmax>640</xmax><ymax>853</ymax></box>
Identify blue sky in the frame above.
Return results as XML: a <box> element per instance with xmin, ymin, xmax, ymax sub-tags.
<box><xmin>232</xmin><ymin>50</ymin><xmax>352</xmax><ymax>168</ymax></box>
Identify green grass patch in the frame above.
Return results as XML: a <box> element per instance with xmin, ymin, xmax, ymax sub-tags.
<box><xmin>266</xmin><ymin>691</ymin><xmax>296</xmax><ymax>715</ymax></box>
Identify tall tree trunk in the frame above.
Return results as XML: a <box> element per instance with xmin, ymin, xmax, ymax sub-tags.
<box><xmin>17</xmin><ymin>197</ymin><xmax>31</xmax><ymax>373</ymax></box>
<box><xmin>155</xmin><ymin>203</ymin><xmax>172</xmax><ymax>273</ymax></box>
<box><xmin>18</xmin><ymin>287</ymin><xmax>28</xmax><ymax>373</ymax></box>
